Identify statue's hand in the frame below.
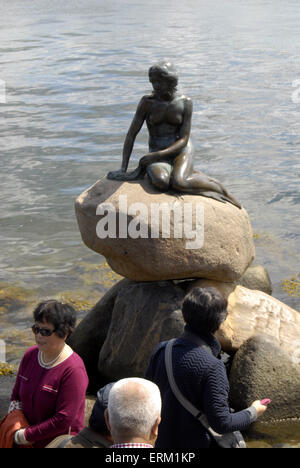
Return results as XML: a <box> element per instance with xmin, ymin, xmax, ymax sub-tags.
<box><xmin>139</xmin><ymin>155</ymin><xmax>152</xmax><ymax>168</ymax></box>
<box><xmin>139</xmin><ymin>152</ymin><xmax>167</xmax><ymax>167</ymax></box>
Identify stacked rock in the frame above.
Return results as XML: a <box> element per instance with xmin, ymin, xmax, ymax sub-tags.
<box><xmin>70</xmin><ymin>177</ymin><xmax>300</xmax><ymax>423</ymax></box>
<box><xmin>74</xmin><ymin>177</ymin><xmax>255</xmax><ymax>282</ymax></box>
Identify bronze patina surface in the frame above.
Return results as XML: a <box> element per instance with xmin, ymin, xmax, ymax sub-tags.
<box><xmin>107</xmin><ymin>62</ymin><xmax>241</xmax><ymax>208</ymax></box>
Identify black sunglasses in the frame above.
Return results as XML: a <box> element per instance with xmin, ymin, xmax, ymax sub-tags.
<box><xmin>31</xmin><ymin>325</ymin><xmax>56</xmax><ymax>337</ymax></box>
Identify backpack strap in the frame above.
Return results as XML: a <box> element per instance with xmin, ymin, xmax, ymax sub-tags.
<box><xmin>164</xmin><ymin>339</ymin><xmax>219</xmax><ymax>434</ymax></box>
<box><xmin>164</xmin><ymin>339</ymin><xmax>203</xmax><ymax>419</ymax></box>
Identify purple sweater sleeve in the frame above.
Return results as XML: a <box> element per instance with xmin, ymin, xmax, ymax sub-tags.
<box><xmin>24</xmin><ymin>366</ymin><xmax>87</xmax><ymax>443</ymax></box>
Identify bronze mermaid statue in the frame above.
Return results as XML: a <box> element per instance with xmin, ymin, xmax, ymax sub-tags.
<box><xmin>107</xmin><ymin>61</ymin><xmax>241</xmax><ymax>209</ymax></box>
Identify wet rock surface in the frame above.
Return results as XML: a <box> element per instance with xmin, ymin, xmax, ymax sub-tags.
<box><xmin>229</xmin><ymin>334</ymin><xmax>300</xmax><ymax>422</ymax></box>
<box><xmin>0</xmin><ymin>375</ymin><xmax>16</xmax><ymax>420</ymax></box>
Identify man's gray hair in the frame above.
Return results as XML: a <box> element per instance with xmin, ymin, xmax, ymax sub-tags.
<box><xmin>107</xmin><ymin>378</ymin><xmax>161</xmax><ymax>438</ymax></box>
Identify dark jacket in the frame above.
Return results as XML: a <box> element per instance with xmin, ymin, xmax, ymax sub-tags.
<box><xmin>145</xmin><ymin>328</ymin><xmax>256</xmax><ymax>448</ymax></box>
<box><xmin>45</xmin><ymin>427</ymin><xmax>111</xmax><ymax>448</ymax></box>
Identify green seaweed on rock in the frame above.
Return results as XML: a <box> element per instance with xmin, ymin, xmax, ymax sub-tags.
<box><xmin>0</xmin><ymin>282</ymin><xmax>37</xmax><ymax>316</ymax></box>
<box><xmin>281</xmin><ymin>274</ymin><xmax>300</xmax><ymax>297</ymax></box>
<box><xmin>57</xmin><ymin>260</ymin><xmax>122</xmax><ymax>315</ymax></box>
<box><xmin>0</xmin><ymin>362</ymin><xmax>16</xmax><ymax>376</ymax></box>
<box><xmin>78</xmin><ymin>261</ymin><xmax>122</xmax><ymax>290</ymax></box>
<box><xmin>58</xmin><ymin>291</ymin><xmax>99</xmax><ymax>315</ymax></box>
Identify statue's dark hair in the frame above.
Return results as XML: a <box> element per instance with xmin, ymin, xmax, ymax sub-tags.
<box><xmin>148</xmin><ymin>61</ymin><xmax>178</xmax><ymax>90</ymax></box>
<box><xmin>33</xmin><ymin>300</ymin><xmax>77</xmax><ymax>338</ymax></box>
<box><xmin>182</xmin><ymin>287</ymin><xmax>228</xmax><ymax>335</ymax></box>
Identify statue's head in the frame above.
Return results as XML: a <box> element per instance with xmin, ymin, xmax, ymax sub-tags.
<box><xmin>148</xmin><ymin>62</ymin><xmax>178</xmax><ymax>97</ymax></box>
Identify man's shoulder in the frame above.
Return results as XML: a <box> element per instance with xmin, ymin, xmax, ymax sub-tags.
<box><xmin>45</xmin><ymin>428</ymin><xmax>110</xmax><ymax>449</ymax></box>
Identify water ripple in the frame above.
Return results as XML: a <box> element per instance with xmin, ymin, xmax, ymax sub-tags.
<box><xmin>0</xmin><ymin>0</ymin><xmax>299</xmax><ymax>308</ymax></box>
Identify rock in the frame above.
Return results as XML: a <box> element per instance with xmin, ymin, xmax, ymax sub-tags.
<box><xmin>68</xmin><ymin>279</ymin><xmax>131</xmax><ymax>379</ymax></box>
<box><xmin>84</xmin><ymin>396</ymin><xmax>96</xmax><ymax>426</ymax></box>
<box><xmin>239</xmin><ymin>264</ymin><xmax>272</xmax><ymax>295</ymax></box>
<box><xmin>272</xmin><ymin>442</ymin><xmax>300</xmax><ymax>449</ymax></box>
<box><xmin>187</xmin><ymin>278</ymin><xmax>236</xmax><ymax>299</ymax></box>
<box><xmin>215</xmin><ymin>286</ymin><xmax>300</xmax><ymax>362</ymax></box>
<box><xmin>188</xmin><ymin>264</ymin><xmax>272</xmax><ymax>298</ymax></box>
<box><xmin>98</xmin><ymin>281</ymin><xmax>185</xmax><ymax>381</ymax></box>
<box><xmin>229</xmin><ymin>334</ymin><xmax>300</xmax><ymax>423</ymax></box>
<box><xmin>75</xmin><ymin>177</ymin><xmax>255</xmax><ymax>282</ymax></box>
<box><xmin>0</xmin><ymin>375</ymin><xmax>16</xmax><ymax>420</ymax></box>
<box><xmin>69</xmin><ymin>278</ymin><xmax>186</xmax><ymax>386</ymax></box>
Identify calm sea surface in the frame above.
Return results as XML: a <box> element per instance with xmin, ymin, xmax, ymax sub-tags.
<box><xmin>0</xmin><ymin>1</ymin><xmax>299</xmax><ymax>319</ymax></box>
<box><xmin>0</xmin><ymin>0</ymin><xmax>299</xmax><ymax>446</ymax></box>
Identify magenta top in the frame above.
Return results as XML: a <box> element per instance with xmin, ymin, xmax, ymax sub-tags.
<box><xmin>11</xmin><ymin>346</ymin><xmax>89</xmax><ymax>448</ymax></box>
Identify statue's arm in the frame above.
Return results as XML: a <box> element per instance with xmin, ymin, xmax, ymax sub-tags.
<box><xmin>139</xmin><ymin>97</ymin><xmax>193</xmax><ymax>167</ymax></box>
<box><xmin>121</xmin><ymin>96</ymin><xmax>149</xmax><ymax>172</ymax></box>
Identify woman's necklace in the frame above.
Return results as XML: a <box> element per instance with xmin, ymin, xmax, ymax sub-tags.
<box><xmin>38</xmin><ymin>344</ymin><xmax>66</xmax><ymax>369</ymax></box>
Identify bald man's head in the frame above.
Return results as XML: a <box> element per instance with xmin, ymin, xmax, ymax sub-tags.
<box><xmin>106</xmin><ymin>378</ymin><xmax>161</xmax><ymax>443</ymax></box>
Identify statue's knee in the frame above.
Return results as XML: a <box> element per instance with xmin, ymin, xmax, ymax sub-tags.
<box><xmin>147</xmin><ymin>168</ymin><xmax>170</xmax><ymax>191</ymax></box>
<box><xmin>151</xmin><ymin>176</ymin><xmax>170</xmax><ymax>192</ymax></box>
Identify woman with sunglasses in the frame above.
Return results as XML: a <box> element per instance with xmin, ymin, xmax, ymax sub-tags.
<box><xmin>8</xmin><ymin>300</ymin><xmax>88</xmax><ymax>448</ymax></box>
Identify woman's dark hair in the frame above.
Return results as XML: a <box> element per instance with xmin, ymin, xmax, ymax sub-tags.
<box><xmin>33</xmin><ymin>300</ymin><xmax>77</xmax><ymax>338</ymax></box>
<box><xmin>182</xmin><ymin>287</ymin><xmax>228</xmax><ymax>335</ymax></box>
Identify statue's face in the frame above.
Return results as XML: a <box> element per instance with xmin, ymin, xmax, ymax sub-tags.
<box><xmin>149</xmin><ymin>71</ymin><xmax>173</xmax><ymax>99</ymax></box>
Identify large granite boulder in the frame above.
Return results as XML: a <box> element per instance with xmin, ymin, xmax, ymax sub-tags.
<box><xmin>229</xmin><ymin>335</ymin><xmax>300</xmax><ymax>423</ymax></box>
<box><xmin>69</xmin><ymin>279</ymin><xmax>186</xmax><ymax>385</ymax></box>
<box><xmin>216</xmin><ymin>286</ymin><xmax>300</xmax><ymax>363</ymax></box>
<box><xmin>75</xmin><ymin>177</ymin><xmax>255</xmax><ymax>282</ymax></box>
<box><xmin>68</xmin><ymin>279</ymin><xmax>131</xmax><ymax>380</ymax></box>
<box><xmin>98</xmin><ymin>281</ymin><xmax>185</xmax><ymax>381</ymax></box>
<box><xmin>188</xmin><ymin>264</ymin><xmax>272</xmax><ymax>298</ymax></box>
<box><xmin>0</xmin><ymin>375</ymin><xmax>16</xmax><ymax>420</ymax></box>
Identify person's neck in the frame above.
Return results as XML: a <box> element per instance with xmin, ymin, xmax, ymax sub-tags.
<box><xmin>43</xmin><ymin>343</ymin><xmax>66</xmax><ymax>363</ymax></box>
<box><xmin>113</xmin><ymin>436</ymin><xmax>152</xmax><ymax>446</ymax></box>
<box><xmin>155</xmin><ymin>90</ymin><xmax>176</xmax><ymax>102</ymax></box>
<box><xmin>182</xmin><ymin>326</ymin><xmax>221</xmax><ymax>357</ymax></box>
